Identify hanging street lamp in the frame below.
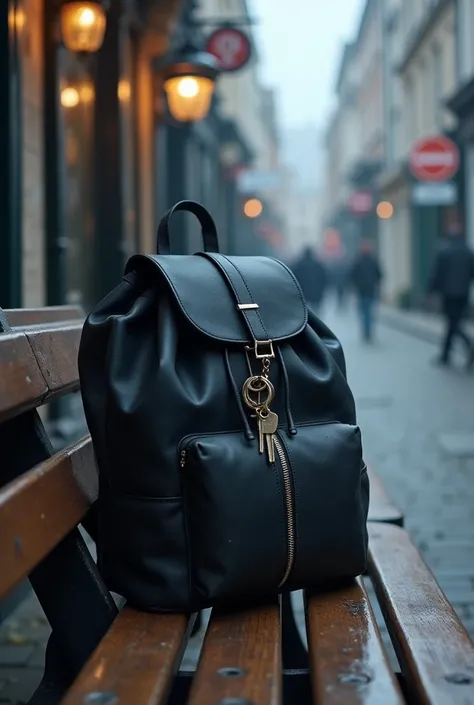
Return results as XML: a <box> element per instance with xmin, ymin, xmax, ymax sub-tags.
<box><xmin>160</xmin><ymin>0</ymin><xmax>220</xmax><ymax>123</ymax></box>
<box><xmin>59</xmin><ymin>0</ymin><xmax>108</xmax><ymax>54</ymax></box>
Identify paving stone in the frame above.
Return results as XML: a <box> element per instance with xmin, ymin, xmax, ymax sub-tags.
<box><xmin>0</xmin><ymin>647</ymin><xmax>35</xmax><ymax>667</ymax></box>
<box><xmin>0</xmin><ymin>667</ymin><xmax>42</xmax><ymax>703</ymax></box>
<box><xmin>438</xmin><ymin>432</ymin><xmax>474</xmax><ymax>458</ymax></box>
<box><xmin>27</xmin><ymin>645</ymin><xmax>46</xmax><ymax>669</ymax></box>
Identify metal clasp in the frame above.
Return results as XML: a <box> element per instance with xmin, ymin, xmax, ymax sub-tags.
<box><xmin>254</xmin><ymin>340</ymin><xmax>275</xmax><ymax>359</ymax></box>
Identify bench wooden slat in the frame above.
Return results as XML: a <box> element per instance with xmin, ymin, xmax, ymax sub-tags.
<box><xmin>0</xmin><ymin>332</ymin><xmax>48</xmax><ymax>422</ymax></box>
<box><xmin>61</xmin><ymin>607</ymin><xmax>191</xmax><ymax>705</ymax></box>
<box><xmin>188</xmin><ymin>601</ymin><xmax>282</xmax><ymax>705</ymax></box>
<box><xmin>25</xmin><ymin>323</ymin><xmax>83</xmax><ymax>399</ymax></box>
<box><xmin>305</xmin><ymin>578</ymin><xmax>404</xmax><ymax>704</ymax></box>
<box><xmin>6</xmin><ymin>306</ymin><xmax>83</xmax><ymax>328</ymax></box>
<box><xmin>368</xmin><ymin>523</ymin><xmax>474</xmax><ymax>704</ymax></box>
<box><xmin>367</xmin><ymin>466</ymin><xmax>403</xmax><ymax>526</ymax></box>
<box><xmin>0</xmin><ymin>436</ymin><xmax>97</xmax><ymax>599</ymax></box>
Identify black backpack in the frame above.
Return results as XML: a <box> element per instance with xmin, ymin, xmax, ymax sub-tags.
<box><xmin>79</xmin><ymin>201</ymin><xmax>369</xmax><ymax>613</ymax></box>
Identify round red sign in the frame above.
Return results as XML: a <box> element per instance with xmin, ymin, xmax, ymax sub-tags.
<box><xmin>409</xmin><ymin>135</ymin><xmax>460</xmax><ymax>182</ymax></box>
<box><xmin>205</xmin><ymin>27</ymin><xmax>251</xmax><ymax>72</ymax></box>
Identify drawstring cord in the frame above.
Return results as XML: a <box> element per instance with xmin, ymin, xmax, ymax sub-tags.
<box><xmin>277</xmin><ymin>346</ymin><xmax>297</xmax><ymax>436</ymax></box>
<box><xmin>224</xmin><ymin>348</ymin><xmax>255</xmax><ymax>441</ymax></box>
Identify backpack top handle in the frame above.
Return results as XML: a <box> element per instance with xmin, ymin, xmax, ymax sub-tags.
<box><xmin>156</xmin><ymin>200</ymin><xmax>220</xmax><ymax>255</ymax></box>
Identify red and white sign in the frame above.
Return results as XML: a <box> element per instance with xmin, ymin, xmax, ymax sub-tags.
<box><xmin>206</xmin><ymin>27</ymin><xmax>251</xmax><ymax>72</ymax></box>
<box><xmin>348</xmin><ymin>190</ymin><xmax>373</xmax><ymax>215</ymax></box>
<box><xmin>409</xmin><ymin>135</ymin><xmax>460</xmax><ymax>182</ymax></box>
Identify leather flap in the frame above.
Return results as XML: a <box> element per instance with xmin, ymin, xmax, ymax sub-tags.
<box><xmin>125</xmin><ymin>254</ymin><xmax>307</xmax><ymax>344</ymax></box>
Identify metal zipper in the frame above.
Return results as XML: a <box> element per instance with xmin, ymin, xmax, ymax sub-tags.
<box><xmin>274</xmin><ymin>434</ymin><xmax>296</xmax><ymax>588</ymax></box>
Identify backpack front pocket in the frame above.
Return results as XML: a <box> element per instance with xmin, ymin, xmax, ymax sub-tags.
<box><xmin>180</xmin><ymin>431</ymin><xmax>288</xmax><ymax>608</ymax></box>
<box><xmin>179</xmin><ymin>422</ymin><xmax>368</xmax><ymax>609</ymax></box>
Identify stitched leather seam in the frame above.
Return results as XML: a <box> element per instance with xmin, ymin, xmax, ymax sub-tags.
<box><xmin>201</xmin><ymin>253</ymin><xmax>260</xmax><ymax>340</ymax></box>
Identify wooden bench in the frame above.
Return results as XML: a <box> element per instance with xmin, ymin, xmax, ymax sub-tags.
<box><xmin>1</xmin><ymin>306</ymin><xmax>474</xmax><ymax>705</ymax></box>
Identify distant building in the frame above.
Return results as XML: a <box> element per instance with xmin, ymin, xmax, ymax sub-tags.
<box><xmin>447</xmin><ymin>0</ymin><xmax>474</xmax><ymax>252</ymax></box>
<box><xmin>322</xmin><ymin>0</ymin><xmax>385</xmax><ymax>262</ymax></box>
<box><xmin>283</xmin><ymin>176</ymin><xmax>323</xmax><ymax>259</ymax></box>
<box><xmin>321</xmin><ymin>0</ymin><xmax>468</xmax><ymax>310</ymax></box>
<box><xmin>281</xmin><ymin>125</ymin><xmax>323</xmax><ymax>191</ymax></box>
<box><xmin>198</xmin><ymin>0</ymin><xmax>285</xmax><ymax>255</ymax></box>
<box><xmin>378</xmin><ymin>0</ymin><xmax>457</xmax><ymax>306</ymax></box>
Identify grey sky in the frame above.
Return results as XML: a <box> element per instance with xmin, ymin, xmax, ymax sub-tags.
<box><xmin>251</xmin><ymin>0</ymin><xmax>365</xmax><ymax>128</ymax></box>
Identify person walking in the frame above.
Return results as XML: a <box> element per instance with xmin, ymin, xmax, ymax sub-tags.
<box><xmin>350</xmin><ymin>239</ymin><xmax>383</xmax><ymax>342</ymax></box>
<box><xmin>428</xmin><ymin>230</ymin><xmax>474</xmax><ymax>369</ymax></box>
<box><xmin>291</xmin><ymin>246</ymin><xmax>327</xmax><ymax>312</ymax></box>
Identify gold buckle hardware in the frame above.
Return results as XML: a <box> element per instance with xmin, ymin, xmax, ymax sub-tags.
<box><xmin>254</xmin><ymin>340</ymin><xmax>275</xmax><ymax>359</ymax></box>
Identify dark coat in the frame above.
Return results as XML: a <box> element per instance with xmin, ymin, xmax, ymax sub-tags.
<box><xmin>428</xmin><ymin>239</ymin><xmax>474</xmax><ymax>299</ymax></box>
<box><xmin>350</xmin><ymin>253</ymin><xmax>382</xmax><ymax>298</ymax></box>
<box><xmin>291</xmin><ymin>253</ymin><xmax>327</xmax><ymax>304</ymax></box>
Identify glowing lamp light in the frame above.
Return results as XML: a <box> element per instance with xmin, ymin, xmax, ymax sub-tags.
<box><xmin>79</xmin><ymin>82</ymin><xmax>95</xmax><ymax>103</ymax></box>
<box><xmin>376</xmin><ymin>201</ymin><xmax>394</xmax><ymax>219</ymax></box>
<box><xmin>61</xmin><ymin>86</ymin><xmax>80</xmax><ymax>108</ymax></box>
<box><xmin>161</xmin><ymin>49</ymin><xmax>219</xmax><ymax>123</ymax></box>
<box><xmin>244</xmin><ymin>198</ymin><xmax>263</xmax><ymax>218</ymax></box>
<box><xmin>118</xmin><ymin>79</ymin><xmax>131</xmax><ymax>102</ymax></box>
<box><xmin>59</xmin><ymin>0</ymin><xmax>107</xmax><ymax>54</ymax></box>
<box><xmin>164</xmin><ymin>75</ymin><xmax>215</xmax><ymax>122</ymax></box>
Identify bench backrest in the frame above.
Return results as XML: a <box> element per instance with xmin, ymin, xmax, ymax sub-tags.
<box><xmin>0</xmin><ymin>305</ymin><xmax>116</xmax><ymax>676</ymax></box>
<box><xmin>0</xmin><ymin>305</ymin><xmax>92</xmax><ymax>595</ymax></box>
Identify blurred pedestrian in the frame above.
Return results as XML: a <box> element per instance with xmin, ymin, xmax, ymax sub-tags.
<box><xmin>332</xmin><ymin>257</ymin><xmax>350</xmax><ymax>310</ymax></box>
<box><xmin>427</xmin><ymin>229</ymin><xmax>474</xmax><ymax>369</ymax></box>
<box><xmin>350</xmin><ymin>239</ymin><xmax>383</xmax><ymax>343</ymax></box>
<box><xmin>291</xmin><ymin>246</ymin><xmax>327</xmax><ymax>312</ymax></box>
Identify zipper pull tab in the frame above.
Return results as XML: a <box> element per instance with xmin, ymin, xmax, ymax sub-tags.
<box><xmin>180</xmin><ymin>450</ymin><xmax>186</xmax><ymax>468</ymax></box>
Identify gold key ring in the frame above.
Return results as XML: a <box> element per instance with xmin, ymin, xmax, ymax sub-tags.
<box><xmin>242</xmin><ymin>375</ymin><xmax>275</xmax><ymax>410</ymax></box>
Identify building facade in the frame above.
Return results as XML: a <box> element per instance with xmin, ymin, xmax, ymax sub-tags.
<box><xmin>1</xmin><ymin>0</ymin><xmax>187</xmax><ymax>310</ymax></box>
<box><xmin>378</xmin><ymin>0</ymin><xmax>458</xmax><ymax>306</ymax></box>
<box><xmin>196</xmin><ymin>0</ymin><xmax>285</xmax><ymax>255</ymax></box>
<box><xmin>1</xmin><ymin>0</ymin><xmax>281</xmax><ymax>313</ymax></box>
<box><xmin>323</xmin><ymin>0</ymin><xmax>464</xmax><ymax>308</ymax></box>
<box><xmin>322</xmin><ymin>0</ymin><xmax>385</xmax><ymax>262</ymax></box>
<box><xmin>448</xmin><ymin>0</ymin><xmax>474</xmax><ymax>254</ymax></box>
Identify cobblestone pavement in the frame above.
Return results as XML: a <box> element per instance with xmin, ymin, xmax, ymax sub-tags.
<box><xmin>2</xmin><ymin>303</ymin><xmax>474</xmax><ymax>701</ymax></box>
<box><xmin>330</xmin><ymin>302</ymin><xmax>474</xmax><ymax>638</ymax></box>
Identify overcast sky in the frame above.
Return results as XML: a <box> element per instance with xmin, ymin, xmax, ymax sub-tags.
<box><xmin>251</xmin><ymin>0</ymin><xmax>365</xmax><ymax>128</ymax></box>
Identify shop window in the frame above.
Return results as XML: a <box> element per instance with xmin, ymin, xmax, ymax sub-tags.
<box><xmin>59</xmin><ymin>48</ymin><xmax>95</xmax><ymax>311</ymax></box>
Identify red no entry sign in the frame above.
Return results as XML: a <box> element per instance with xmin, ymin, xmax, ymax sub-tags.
<box><xmin>206</xmin><ymin>27</ymin><xmax>251</xmax><ymax>72</ymax></box>
<box><xmin>409</xmin><ymin>135</ymin><xmax>460</xmax><ymax>182</ymax></box>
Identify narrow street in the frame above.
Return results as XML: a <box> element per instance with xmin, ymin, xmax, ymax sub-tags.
<box><xmin>327</xmin><ymin>301</ymin><xmax>474</xmax><ymax>636</ymax></box>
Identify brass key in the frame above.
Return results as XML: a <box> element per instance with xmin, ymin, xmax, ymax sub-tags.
<box><xmin>258</xmin><ymin>409</ymin><xmax>279</xmax><ymax>463</ymax></box>
<box><xmin>257</xmin><ymin>415</ymin><xmax>265</xmax><ymax>454</ymax></box>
